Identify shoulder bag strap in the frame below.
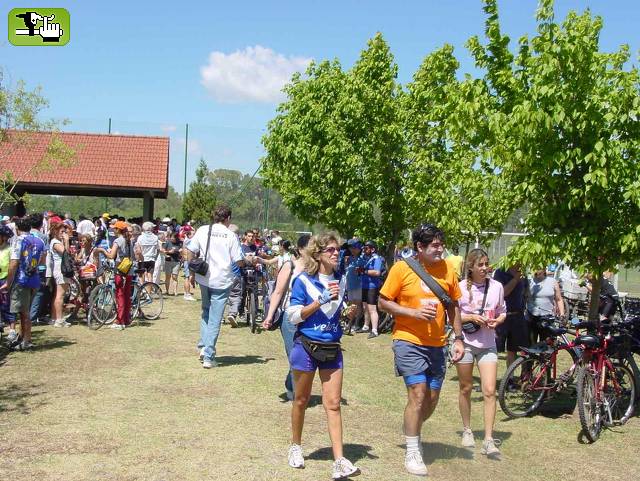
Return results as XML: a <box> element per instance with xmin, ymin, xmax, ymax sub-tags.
<box><xmin>202</xmin><ymin>224</ymin><xmax>213</xmax><ymax>261</ymax></box>
<box><xmin>404</xmin><ymin>257</ymin><xmax>452</xmax><ymax>308</ymax></box>
<box><xmin>479</xmin><ymin>278</ymin><xmax>490</xmax><ymax>314</ymax></box>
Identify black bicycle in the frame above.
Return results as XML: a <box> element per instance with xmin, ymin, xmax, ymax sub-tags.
<box><xmin>243</xmin><ymin>267</ymin><xmax>262</xmax><ymax>333</ymax></box>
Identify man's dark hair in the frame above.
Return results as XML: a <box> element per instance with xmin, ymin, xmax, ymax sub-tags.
<box><xmin>16</xmin><ymin>217</ymin><xmax>32</xmax><ymax>233</ymax></box>
<box><xmin>212</xmin><ymin>204</ymin><xmax>232</xmax><ymax>223</ymax></box>
<box><xmin>79</xmin><ymin>214</ymin><xmax>86</xmax><ymax>220</ymax></box>
<box><xmin>297</xmin><ymin>234</ymin><xmax>311</xmax><ymax>249</ymax></box>
<box><xmin>412</xmin><ymin>223</ymin><xmax>445</xmax><ymax>251</ymax></box>
<box><xmin>30</xmin><ymin>213</ymin><xmax>44</xmax><ymax>230</ymax></box>
<box><xmin>244</xmin><ymin>230</ymin><xmax>253</xmax><ymax>236</ymax></box>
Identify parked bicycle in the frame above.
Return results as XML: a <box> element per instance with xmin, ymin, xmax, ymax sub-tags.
<box><xmin>87</xmin><ymin>266</ymin><xmax>163</xmax><ymax>329</ymax></box>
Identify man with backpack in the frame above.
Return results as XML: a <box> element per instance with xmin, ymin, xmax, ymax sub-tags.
<box><xmin>1</xmin><ymin>217</ymin><xmax>46</xmax><ymax>350</ymax></box>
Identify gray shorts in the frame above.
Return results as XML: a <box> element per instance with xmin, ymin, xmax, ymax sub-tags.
<box><xmin>459</xmin><ymin>344</ymin><xmax>498</xmax><ymax>365</ymax></box>
<box><xmin>10</xmin><ymin>285</ymin><xmax>34</xmax><ymax>315</ymax></box>
<box><xmin>164</xmin><ymin>260</ymin><xmax>180</xmax><ymax>276</ymax></box>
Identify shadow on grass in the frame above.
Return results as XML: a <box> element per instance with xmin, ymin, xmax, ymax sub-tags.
<box><xmin>30</xmin><ymin>331</ymin><xmax>77</xmax><ymax>352</ymax></box>
<box><xmin>0</xmin><ymin>383</ymin><xmax>47</xmax><ymax>414</ymax></box>
<box><xmin>307</xmin><ymin>443</ymin><xmax>378</xmax><ymax>462</ymax></box>
<box><xmin>499</xmin><ymin>390</ymin><xmax>577</xmax><ymax>421</ymax></box>
<box><xmin>276</xmin><ymin>392</ymin><xmax>349</xmax><ymax>406</ymax></box>
<box><xmin>395</xmin><ymin>441</ymin><xmax>479</xmax><ymax>462</ymax></box>
<box><xmin>216</xmin><ymin>355</ymin><xmax>274</xmax><ymax>366</ymax></box>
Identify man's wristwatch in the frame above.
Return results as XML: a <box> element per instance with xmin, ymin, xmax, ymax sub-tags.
<box><xmin>454</xmin><ymin>334</ymin><xmax>464</xmax><ymax>341</ymax></box>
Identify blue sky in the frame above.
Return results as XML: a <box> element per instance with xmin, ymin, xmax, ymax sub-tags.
<box><xmin>2</xmin><ymin>1</ymin><xmax>638</xmax><ymax>192</ymax></box>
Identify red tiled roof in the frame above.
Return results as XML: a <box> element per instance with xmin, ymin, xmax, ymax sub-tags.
<box><xmin>1</xmin><ymin>131</ymin><xmax>169</xmax><ymax>196</ymax></box>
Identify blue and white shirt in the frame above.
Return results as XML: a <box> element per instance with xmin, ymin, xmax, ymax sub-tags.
<box><xmin>287</xmin><ymin>271</ymin><xmax>345</xmax><ymax>342</ymax></box>
<box><xmin>362</xmin><ymin>253</ymin><xmax>384</xmax><ymax>289</ymax></box>
<box><xmin>340</xmin><ymin>251</ymin><xmax>365</xmax><ymax>292</ymax></box>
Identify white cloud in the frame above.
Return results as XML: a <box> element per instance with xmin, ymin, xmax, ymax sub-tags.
<box><xmin>200</xmin><ymin>45</ymin><xmax>312</xmax><ymax>104</ymax></box>
<box><xmin>160</xmin><ymin>124</ymin><xmax>177</xmax><ymax>133</ymax></box>
<box><xmin>174</xmin><ymin>138</ymin><xmax>202</xmax><ymax>156</ymax></box>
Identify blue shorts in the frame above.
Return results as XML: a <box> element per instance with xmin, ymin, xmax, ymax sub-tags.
<box><xmin>183</xmin><ymin>261</ymin><xmax>190</xmax><ymax>278</ymax></box>
<box><xmin>393</xmin><ymin>340</ymin><xmax>447</xmax><ymax>390</ymax></box>
<box><xmin>289</xmin><ymin>339</ymin><xmax>343</xmax><ymax>372</ymax></box>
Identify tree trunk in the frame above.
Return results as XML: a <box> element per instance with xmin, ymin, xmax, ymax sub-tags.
<box><xmin>588</xmin><ymin>274</ymin><xmax>602</xmax><ymax>322</ymax></box>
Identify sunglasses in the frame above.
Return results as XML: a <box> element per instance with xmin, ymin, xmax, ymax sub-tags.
<box><xmin>323</xmin><ymin>246</ymin><xmax>339</xmax><ymax>254</ymax></box>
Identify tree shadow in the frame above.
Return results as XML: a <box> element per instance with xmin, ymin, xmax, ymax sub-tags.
<box><xmin>0</xmin><ymin>383</ymin><xmax>47</xmax><ymax>415</ymax></box>
<box><xmin>396</xmin><ymin>441</ymin><xmax>477</xmax><ymax>462</ymax></box>
<box><xmin>307</xmin><ymin>443</ymin><xmax>378</xmax><ymax>463</ymax></box>
<box><xmin>215</xmin><ymin>355</ymin><xmax>274</xmax><ymax>366</ymax></box>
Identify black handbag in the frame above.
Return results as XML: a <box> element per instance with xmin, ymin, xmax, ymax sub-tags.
<box><xmin>462</xmin><ymin>279</ymin><xmax>490</xmax><ymax>334</ymax></box>
<box><xmin>189</xmin><ymin>224</ymin><xmax>212</xmax><ymax>276</ymax></box>
<box><xmin>299</xmin><ymin>334</ymin><xmax>341</xmax><ymax>362</ymax></box>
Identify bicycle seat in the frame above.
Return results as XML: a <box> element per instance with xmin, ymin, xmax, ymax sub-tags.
<box><xmin>521</xmin><ymin>343</ymin><xmax>555</xmax><ymax>355</ymax></box>
<box><xmin>545</xmin><ymin>325</ymin><xmax>568</xmax><ymax>336</ymax></box>
<box><xmin>574</xmin><ymin>334</ymin><xmax>601</xmax><ymax>348</ymax></box>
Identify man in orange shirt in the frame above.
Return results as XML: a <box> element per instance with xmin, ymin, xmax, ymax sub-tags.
<box><xmin>379</xmin><ymin>223</ymin><xmax>464</xmax><ymax>477</ymax></box>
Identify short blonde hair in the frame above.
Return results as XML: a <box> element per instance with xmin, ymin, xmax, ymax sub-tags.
<box><xmin>301</xmin><ymin>233</ymin><xmax>341</xmax><ymax>276</ymax></box>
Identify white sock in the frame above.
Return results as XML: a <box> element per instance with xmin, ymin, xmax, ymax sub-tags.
<box><xmin>405</xmin><ymin>435</ymin><xmax>421</xmax><ymax>455</ymax></box>
<box><xmin>372</xmin><ymin>329</ymin><xmax>378</xmax><ymax>335</ymax></box>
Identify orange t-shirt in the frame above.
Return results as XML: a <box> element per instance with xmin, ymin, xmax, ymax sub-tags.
<box><xmin>380</xmin><ymin>259</ymin><xmax>461</xmax><ymax>347</ymax></box>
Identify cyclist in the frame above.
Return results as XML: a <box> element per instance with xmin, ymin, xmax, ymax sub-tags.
<box><xmin>339</xmin><ymin>238</ymin><xmax>365</xmax><ymax>334</ymax></box>
<box><xmin>361</xmin><ymin>240</ymin><xmax>385</xmax><ymax>338</ymax></box>
<box><xmin>455</xmin><ymin>249</ymin><xmax>505</xmax><ymax>456</ymax></box>
<box><xmin>285</xmin><ymin>233</ymin><xmax>359</xmax><ymax>479</ymax></box>
<box><xmin>95</xmin><ymin>221</ymin><xmax>135</xmax><ymax>330</ymax></box>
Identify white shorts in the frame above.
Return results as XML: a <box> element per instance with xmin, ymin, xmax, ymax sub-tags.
<box><xmin>458</xmin><ymin>344</ymin><xmax>498</xmax><ymax>365</ymax></box>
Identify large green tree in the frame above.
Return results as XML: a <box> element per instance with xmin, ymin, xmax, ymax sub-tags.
<box><xmin>468</xmin><ymin>0</ymin><xmax>640</xmax><ymax>318</ymax></box>
<box><xmin>182</xmin><ymin>158</ymin><xmax>217</xmax><ymax>225</ymax></box>
<box><xmin>261</xmin><ymin>34</ymin><xmax>406</xmax><ymax>257</ymax></box>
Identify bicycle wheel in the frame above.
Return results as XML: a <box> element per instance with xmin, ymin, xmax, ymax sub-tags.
<box><xmin>498</xmin><ymin>356</ymin><xmax>550</xmax><ymax>418</ymax></box>
<box><xmin>378</xmin><ymin>312</ymin><xmax>395</xmax><ymax>334</ymax></box>
<box><xmin>576</xmin><ymin>365</ymin><xmax>602</xmax><ymax>442</ymax></box>
<box><xmin>603</xmin><ymin>363</ymin><xmax>636</xmax><ymax>426</ymax></box>
<box><xmin>129</xmin><ymin>283</ymin><xmax>140</xmax><ymax>325</ymax></box>
<box><xmin>250</xmin><ymin>289</ymin><xmax>258</xmax><ymax>333</ymax></box>
<box><xmin>87</xmin><ymin>284</ymin><xmax>116</xmax><ymax>329</ymax></box>
<box><xmin>139</xmin><ymin>282</ymin><xmax>163</xmax><ymax>320</ymax></box>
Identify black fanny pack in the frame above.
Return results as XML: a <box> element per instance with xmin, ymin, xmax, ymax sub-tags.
<box><xmin>299</xmin><ymin>334</ymin><xmax>341</xmax><ymax>362</ymax></box>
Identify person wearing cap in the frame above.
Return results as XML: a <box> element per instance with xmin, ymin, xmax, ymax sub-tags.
<box><xmin>339</xmin><ymin>238</ymin><xmax>365</xmax><ymax>334</ymax></box>
<box><xmin>95</xmin><ymin>221</ymin><xmax>135</xmax><ymax>330</ymax></box>
<box><xmin>137</xmin><ymin>222</ymin><xmax>160</xmax><ymax>283</ymax></box>
<box><xmin>76</xmin><ymin>214</ymin><xmax>96</xmax><ymax>238</ymax></box>
<box><xmin>360</xmin><ymin>240</ymin><xmax>385</xmax><ymax>338</ymax></box>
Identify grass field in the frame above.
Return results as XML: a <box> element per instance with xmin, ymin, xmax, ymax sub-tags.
<box><xmin>1</xmin><ymin>293</ymin><xmax>639</xmax><ymax>481</ymax></box>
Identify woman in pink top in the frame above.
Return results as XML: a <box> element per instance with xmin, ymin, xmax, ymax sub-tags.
<box><xmin>456</xmin><ymin>249</ymin><xmax>506</xmax><ymax>456</ymax></box>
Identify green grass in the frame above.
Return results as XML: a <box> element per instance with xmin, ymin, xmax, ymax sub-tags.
<box><xmin>1</xmin><ymin>295</ymin><xmax>639</xmax><ymax>481</ymax></box>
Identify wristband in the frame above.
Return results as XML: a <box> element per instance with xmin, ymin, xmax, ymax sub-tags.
<box><xmin>454</xmin><ymin>334</ymin><xmax>464</xmax><ymax>341</ymax></box>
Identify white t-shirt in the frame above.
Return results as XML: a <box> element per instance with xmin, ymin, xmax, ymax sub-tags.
<box><xmin>187</xmin><ymin>223</ymin><xmax>243</xmax><ymax>290</ymax></box>
<box><xmin>76</xmin><ymin>219</ymin><xmax>96</xmax><ymax>237</ymax></box>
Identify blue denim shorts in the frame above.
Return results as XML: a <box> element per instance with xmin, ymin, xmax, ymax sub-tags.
<box><xmin>289</xmin><ymin>339</ymin><xmax>343</xmax><ymax>372</ymax></box>
<box><xmin>393</xmin><ymin>340</ymin><xmax>447</xmax><ymax>390</ymax></box>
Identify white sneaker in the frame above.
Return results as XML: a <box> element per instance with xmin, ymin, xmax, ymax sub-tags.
<box><xmin>332</xmin><ymin>457</ymin><xmax>359</xmax><ymax>479</ymax></box>
<box><xmin>53</xmin><ymin>320</ymin><xmax>71</xmax><ymax>328</ymax></box>
<box><xmin>109</xmin><ymin>323</ymin><xmax>125</xmax><ymax>330</ymax></box>
<box><xmin>7</xmin><ymin>329</ymin><xmax>18</xmax><ymax>342</ymax></box>
<box><xmin>461</xmin><ymin>427</ymin><xmax>475</xmax><ymax>447</ymax></box>
<box><xmin>405</xmin><ymin>451</ymin><xmax>428</xmax><ymax>476</ymax></box>
<box><xmin>481</xmin><ymin>438</ymin><xmax>501</xmax><ymax>456</ymax></box>
<box><xmin>288</xmin><ymin>444</ymin><xmax>304</xmax><ymax>469</ymax></box>
<box><xmin>183</xmin><ymin>294</ymin><xmax>196</xmax><ymax>301</ymax></box>
<box><xmin>202</xmin><ymin>359</ymin><xmax>218</xmax><ymax>369</ymax></box>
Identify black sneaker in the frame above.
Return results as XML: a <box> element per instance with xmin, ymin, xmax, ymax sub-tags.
<box><xmin>8</xmin><ymin>335</ymin><xmax>23</xmax><ymax>350</ymax></box>
<box><xmin>367</xmin><ymin>331</ymin><xmax>379</xmax><ymax>339</ymax></box>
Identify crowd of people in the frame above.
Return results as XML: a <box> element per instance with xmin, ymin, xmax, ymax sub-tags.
<box><xmin>0</xmin><ymin>205</ymin><xmax>622</xmax><ymax>479</ymax></box>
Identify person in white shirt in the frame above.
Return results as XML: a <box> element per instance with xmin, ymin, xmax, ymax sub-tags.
<box><xmin>187</xmin><ymin>205</ymin><xmax>246</xmax><ymax>369</ymax></box>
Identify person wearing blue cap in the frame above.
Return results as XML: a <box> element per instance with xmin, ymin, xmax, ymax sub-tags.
<box><xmin>340</xmin><ymin>238</ymin><xmax>365</xmax><ymax>334</ymax></box>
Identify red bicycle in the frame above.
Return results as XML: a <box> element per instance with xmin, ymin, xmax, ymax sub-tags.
<box><xmin>575</xmin><ymin>320</ymin><xmax>636</xmax><ymax>442</ymax></box>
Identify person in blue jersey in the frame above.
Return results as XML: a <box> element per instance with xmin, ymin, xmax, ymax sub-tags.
<box><xmin>339</xmin><ymin>238</ymin><xmax>365</xmax><ymax>334</ymax></box>
<box><xmin>360</xmin><ymin>240</ymin><xmax>385</xmax><ymax>338</ymax></box>
<box><xmin>285</xmin><ymin>233</ymin><xmax>359</xmax><ymax>480</ymax></box>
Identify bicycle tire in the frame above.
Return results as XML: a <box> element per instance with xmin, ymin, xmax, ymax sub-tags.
<box><xmin>602</xmin><ymin>363</ymin><xmax>636</xmax><ymax>426</ymax></box>
<box><xmin>139</xmin><ymin>282</ymin><xmax>163</xmax><ymax>320</ymax></box>
<box><xmin>250</xmin><ymin>289</ymin><xmax>258</xmax><ymax>333</ymax></box>
<box><xmin>87</xmin><ymin>284</ymin><xmax>116</xmax><ymax>329</ymax></box>
<box><xmin>378</xmin><ymin>312</ymin><xmax>395</xmax><ymax>334</ymax></box>
<box><xmin>129</xmin><ymin>283</ymin><xmax>140</xmax><ymax>325</ymax></box>
<box><xmin>576</xmin><ymin>365</ymin><xmax>602</xmax><ymax>443</ymax></box>
<box><xmin>498</xmin><ymin>356</ymin><xmax>549</xmax><ymax>418</ymax></box>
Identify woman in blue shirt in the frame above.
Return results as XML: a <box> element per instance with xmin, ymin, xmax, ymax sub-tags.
<box><xmin>285</xmin><ymin>233</ymin><xmax>359</xmax><ymax>480</ymax></box>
